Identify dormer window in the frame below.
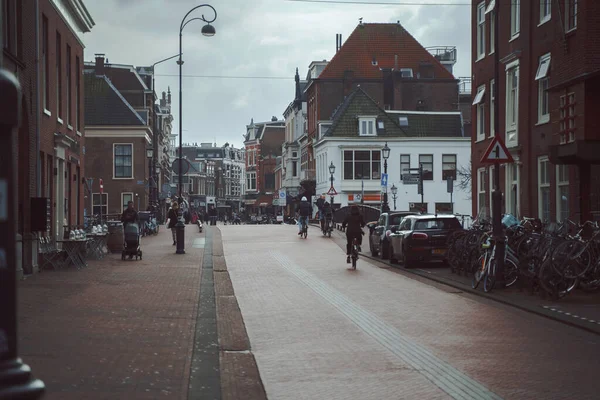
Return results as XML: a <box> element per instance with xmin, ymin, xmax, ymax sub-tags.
<box><xmin>400</xmin><ymin>68</ymin><xmax>414</xmax><ymax>78</ymax></box>
<box><xmin>399</xmin><ymin>116</ymin><xmax>409</xmax><ymax>127</ymax></box>
<box><xmin>358</xmin><ymin>117</ymin><xmax>376</xmax><ymax>136</ymax></box>
<box><xmin>377</xmin><ymin>121</ymin><xmax>384</xmax><ymax>130</ymax></box>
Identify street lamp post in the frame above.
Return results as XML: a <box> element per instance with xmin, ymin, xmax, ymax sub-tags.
<box><xmin>381</xmin><ymin>142</ymin><xmax>391</xmax><ymax>213</ymax></box>
<box><xmin>391</xmin><ymin>184</ymin><xmax>398</xmax><ymax>211</ymax></box>
<box><xmin>328</xmin><ymin>162</ymin><xmax>336</xmax><ymax>206</ymax></box>
<box><xmin>176</xmin><ymin>4</ymin><xmax>217</xmax><ymax>255</ymax></box>
<box><xmin>146</xmin><ymin>149</ymin><xmax>153</xmax><ymax>210</ymax></box>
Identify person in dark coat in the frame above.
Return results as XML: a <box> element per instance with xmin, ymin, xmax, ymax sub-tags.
<box><xmin>121</xmin><ymin>201</ymin><xmax>139</xmax><ymax>228</ymax></box>
<box><xmin>295</xmin><ymin>196</ymin><xmax>312</xmax><ymax>235</ymax></box>
<box><xmin>342</xmin><ymin>205</ymin><xmax>366</xmax><ymax>263</ymax></box>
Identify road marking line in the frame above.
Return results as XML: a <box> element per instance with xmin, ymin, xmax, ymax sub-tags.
<box><xmin>271</xmin><ymin>251</ymin><xmax>502</xmax><ymax>400</ymax></box>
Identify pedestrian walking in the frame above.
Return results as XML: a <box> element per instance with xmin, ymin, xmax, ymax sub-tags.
<box><xmin>167</xmin><ymin>202</ymin><xmax>179</xmax><ymax>246</ymax></box>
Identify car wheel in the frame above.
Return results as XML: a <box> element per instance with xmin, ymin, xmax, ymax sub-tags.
<box><xmin>389</xmin><ymin>245</ymin><xmax>398</xmax><ymax>264</ymax></box>
<box><xmin>370</xmin><ymin>238</ymin><xmax>379</xmax><ymax>257</ymax></box>
<box><xmin>381</xmin><ymin>241</ymin><xmax>390</xmax><ymax>260</ymax></box>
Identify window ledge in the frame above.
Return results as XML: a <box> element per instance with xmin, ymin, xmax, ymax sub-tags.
<box><xmin>76</xmin><ymin>131</ymin><xmax>82</xmax><ymax>137</ymax></box>
<box><xmin>67</xmin><ymin>124</ymin><xmax>73</xmax><ymax>131</ymax></box>
<box><xmin>475</xmin><ymin>136</ymin><xmax>487</xmax><ymax>144</ymax></box>
<box><xmin>509</xmin><ymin>33</ymin><xmax>520</xmax><ymax>42</ymax></box>
<box><xmin>113</xmin><ymin>177</ymin><xmax>135</xmax><ymax>180</ymax></box>
<box><xmin>57</xmin><ymin>117</ymin><xmax>63</xmax><ymax>125</ymax></box>
<box><xmin>536</xmin><ymin>118</ymin><xmax>550</xmax><ymax>126</ymax></box>
<box><xmin>43</xmin><ymin>109</ymin><xmax>52</xmax><ymax>117</ymax></box>
<box><xmin>538</xmin><ymin>17</ymin><xmax>551</xmax><ymax>27</ymax></box>
<box><xmin>475</xmin><ymin>55</ymin><xmax>485</xmax><ymax>63</ymax></box>
<box><xmin>566</xmin><ymin>27</ymin><xmax>577</xmax><ymax>35</ymax></box>
<box><xmin>488</xmin><ymin>50</ymin><xmax>495</xmax><ymax>56</ymax></box>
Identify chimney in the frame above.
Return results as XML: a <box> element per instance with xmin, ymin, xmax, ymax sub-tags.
<box><xmin>336</xmin><ymin>34</ymin><xmax>343</xmax><ymax>53</ymax></box>
<box><xmin>94</xmin><ymin>53</ymin><xmax>105</xmax><ymax>76</ymax></box>
<box><xmin>271</xmin><ymin>116</ymin><xmax>278</xmax><ymax>121</ymax></box>
<box><xmin>167</xmin><ymin>87</ymin><xmax>172</xmax><ymax>104</ymax></box>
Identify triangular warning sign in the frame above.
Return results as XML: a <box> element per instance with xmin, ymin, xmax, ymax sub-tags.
<box><xmin>327</xmin><ymin>186</ymin><xmax>338</xmax><ymax>196</ymax></box>
<box><xmin>480</xmin><ymin>136</ymin><xmax>514</xmax><ymax>164</ymax></box>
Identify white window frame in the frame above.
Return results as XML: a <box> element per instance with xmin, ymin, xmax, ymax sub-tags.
<box><xmin>536</xmin><ymin>54</ymin><xmax>551</xmax><ymax>124</ymax></box>
<box><xmin>489</xmin><ymin>165</ymin><xmax>494</xmax><ymax>214</ymax></box>
<box><xmin>538</xmin><ymin>157</ymin><xmax>550</xmax><ymax>222</ymax></box>
<box><xmin>121</xmin><ymin>192</ymin><xmax>134</xmax><ymax>211</ymax></box>
<box><xmin>477</xmin><ymin>2</ymin><xmax>486</xmax><ymax>59</ymax></box>
<box><xmin>477</xmin><ymin>167</ymin><xmax>487</xmax><ymax>217</ymax></box>
<box><xmin>113</xmin><ymin>143</ymin><xmax>134</xmax><ymax>179</ymax></box>
<box><xmin>556</xmin><ymin>164</ymin><xmax>570</xmax><ymax>222</ymax></box>
<box><xmin>511</xmin><ymin>0</ymin><xmax>520</xmax><ymax>38</ymax></box>
<box><xmin>505</xmin><ymin>61</ymin><xmax>520</xmax><ymax>147</ymax></box>
<box><xmin>400</xmin><ymin>68</ymin><xmax>413</xmax><ymax>78</ymax></box>
<box><xmin>506</xmin><ymin>163</ymin><xmax>520</xmax><ymax>217</ymax></box>
<box><xmin>474</xmin><ymin>85</ymin><xmax>486</xmax><ymax>141</ymax></box>
<box><xmin>343</xmin><ymin>149</ymin><xmax>382</xmax><ymax>180</ymax></box>
<box><xmin>489</xmin><ymin>9</ymin><xmax>495</xmax><ymax>54</ymax></box>
<box><xmin>565</xmin><ymin>0</ymin><xmax>578</xmax><ymax>32</ymax></box>
<box><xmin>358</xmin><ymin>117</ymin><xmax>376</xmax><ymax>136</ymax></box>
<box><xmin>246</xmin><ymin>171</ymin><xmax>256</xmax><ymax>191</ymax></box>
<box><xmin>540</xmin><ymin>0</ymin><xmax>551</xmax><ymax>25</ymax></box>
<box><xmin>489</xmin><ymin>79</ymin><xmax>495</xmax><ymax>137</ymax></box>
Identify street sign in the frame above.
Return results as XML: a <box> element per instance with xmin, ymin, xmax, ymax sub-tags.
<box><xmin>381</xmin><ymin>173</ymin><xmax>388</xmax><ymax>187</ymax></box>
<box><xmin>279</xmin><ymin>190</ymin><xmax>286</xmax><ymax>200</ymax></box>
<box><xmin>480</xmin><ymin>136</ymin><xmax>514</xmax><ymax>163</ymax></box>
<box><xmin>272</xmin><ymin>199</ymin><xmax>279</xmax><ymax>206</ymax></box>
<box><xmin>172</xmin><ymin>158</ymin><xmax>191</xmax><ymax>175</ymax></box>
<box><xmin>447</xmin><ymin>176</ymin><xmax>454</xmax><ymax>193</ymax></box>
<box><xmin>402</xmin><ymin>173</ymin><xmax>419</xmax><ymax>185</ymax></box>
<box><xmin>327</xmin><ymin>186</ymin><xmax>338</xmax><ymax>196</ymax></box>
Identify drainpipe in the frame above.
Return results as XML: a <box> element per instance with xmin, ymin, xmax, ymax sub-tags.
<box><xmin>35</xmin><ymin>0</ymin><xmax>41</xmax><ymax>196</ymax></box>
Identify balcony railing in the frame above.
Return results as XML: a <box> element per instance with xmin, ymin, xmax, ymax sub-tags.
<box><xmin>426</xmin><ymin>46</ymin><xmax>457</xmax><ymax>65</ymax></box>
<box><xmin>458</xmin><ymin>77</ymin><xmax>472</xmax><ymax>95</ymax></box>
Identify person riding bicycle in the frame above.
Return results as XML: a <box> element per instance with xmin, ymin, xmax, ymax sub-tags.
<box><xmin>315</xmin><ymin>195</ymin><xmax>326</xmax><ymax>231</ymax></box>
<box><xmin>342</xmin><ymin>205</ymin><xmax>365</xmax><ymax>264</ymax></box>
<box><xmin>321</xmin><ymin>200</ymin><xmax>334</xmax><ymax>233</ymax></box>
<box><xmin>296</xmin><ymin>196</ymin><xmax>312</xmax><ymax>236</ymax></box>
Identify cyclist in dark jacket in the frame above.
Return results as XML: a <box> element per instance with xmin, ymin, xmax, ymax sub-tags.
<box><xmin>296</xmin><ymin>197</ymin><xmax>312</xmax><ymax>235</ymax></box>
<box><xmin>321</xmin><ymin>201</ymin><xmax>334</xmax><ymax>233</ymax></box>
<box><xmin>342</xmin><ymin>205</ymin><xmax>365</xmax><ymax>263</ymax></box>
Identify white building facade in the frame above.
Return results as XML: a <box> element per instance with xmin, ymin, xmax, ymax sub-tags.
<box><xmin>315</xmin><ymin>137</ymin><xmax>471</xmax><ymax>215</ymax></box>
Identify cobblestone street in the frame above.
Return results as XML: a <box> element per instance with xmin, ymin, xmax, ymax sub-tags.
<box><xmin>222</xmin><ymin>224</ymin><xmax>600</xmax><ymax>400</ymax></box>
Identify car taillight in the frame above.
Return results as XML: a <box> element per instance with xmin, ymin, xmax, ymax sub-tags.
<box><xmin>412</xmin><ymin>232</ymin><xmax>428</xmax><ymax>240</ymax></box>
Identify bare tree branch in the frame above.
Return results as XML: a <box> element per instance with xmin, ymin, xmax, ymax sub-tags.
<box><xmin>456</xmin><ymin>159</ymin><xmax>472</xmax><ymax>199</ymax></box>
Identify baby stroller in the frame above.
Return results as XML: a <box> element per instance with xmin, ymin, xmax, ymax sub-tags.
<box><xmin>122</xmin><ymin>222</ymin><xmax>142</xmax><ymax>260</ymax></box>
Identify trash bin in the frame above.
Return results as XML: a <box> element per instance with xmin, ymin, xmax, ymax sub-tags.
<box><xmin>106</xmin><ymin>221</ymin><xmax>124</xmax><ymax>253</ymax></box>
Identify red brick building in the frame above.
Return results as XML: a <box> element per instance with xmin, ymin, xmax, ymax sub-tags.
<box><xmin>84</xmin><ymin>55</ymin><xmax>153</xmax><ymax>216</ymax></box>
<box><xmin>304</xmin><ymin>22</ymin><xmax>462</xmax><ymax>177</ymax></box>
<box><xmin>243</xmin><ymin>118</ymin><xmax>285</xmax><ymax>213</ymax></box>
<box><xmin>471</xmin><ymin>0</ymin><xmax>599</xmax><ymax>222</ymax></box>
<box><xmin>2</xmin><ymin>0</ymin><xmax>94</xmax><ymax>274</ymax></box>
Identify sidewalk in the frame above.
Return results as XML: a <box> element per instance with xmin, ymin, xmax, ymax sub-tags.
<box><xmin>18</xmin><ymin>225</ymin><xmax>205</xmax><ymax>400</ymax></box>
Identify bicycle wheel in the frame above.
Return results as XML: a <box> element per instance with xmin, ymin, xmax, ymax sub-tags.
<box><xmin>352</xmin><ymin>254</ymin><xmax>357</xmax><ymax>269</ymax></box>
<box><xmin>551</xmin><ymin>240</ymin><xmax>592</xmax><ymax>279</ymax></box>
<box><xmin>472</xmin><ymin>254</ymin><xmax>487</xmax><ymax>289</ymax></box>
<box><xmin>504</xmin><ymin>258</ymin><xmax>519</xmax><ymax>287</ymax></box>
<box><xmin>483</xmin><ymin>260</ymin><xmax>496</xmax><ymax>293</ymax></box>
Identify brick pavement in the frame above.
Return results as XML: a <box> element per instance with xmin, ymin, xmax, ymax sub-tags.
<box><xmin>221</xmin><ymin>224</ymin><xmax>600</xmax><ymax>400</ymax></box>
<box><xmin>18</xmin><ymin>225</ymin><xmax>205</xmax><ymax>400</ymax></box>
<box><xmin>322</xmin><ymin>223</ymin><xmax>600</xmax><ymax>335</ymax></box>
<box><xmin>18</xmin><ymin>223</ymin><xmax>267</xmax><ymax>400</ymax></box>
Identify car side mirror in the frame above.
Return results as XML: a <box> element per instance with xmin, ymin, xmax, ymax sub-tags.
<box><xmin>390</xmin><ymin>226</ymin><xmax>398</xmax><ymax>233</ymax></box>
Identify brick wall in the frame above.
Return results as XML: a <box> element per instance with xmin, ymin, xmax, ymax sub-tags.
<box><xmin>85</xmin><ymin>136</ymin><xmax>150</xmax><ymax>215</ymax></box>
<box><xmin>38</xmin><ymin>0</ymin><xmax>86</xmax><ymax>231</ymax></box>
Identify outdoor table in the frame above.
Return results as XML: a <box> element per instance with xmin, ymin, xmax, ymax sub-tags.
<box><xmin>56</xmin><ymin>239</ymin><xmax>88</xmax><ymax>270</ymax></box>
<box><xmin>86</xmin><ymin>233</ymin><xmax>108</xmax><ymax>260</ymax></box>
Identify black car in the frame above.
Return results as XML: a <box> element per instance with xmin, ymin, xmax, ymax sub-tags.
<box><xmin>389</xmin><ymin>214</ymin><xmax>463</xmax><ymax>266</ymax></box>
<box><xmin>369</xmin><ymin>212</ymin><xmax>418</xmax><ymax>259</ymax></box>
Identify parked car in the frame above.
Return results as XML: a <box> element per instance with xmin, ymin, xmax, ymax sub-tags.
<box><xmin>369</xmin><ymin>212</ymin><xmax>418</xmax><ymax>259</ymax></box>
<box><xmin>389</xmin><ymin>214</ymin><xmax>463</xmax><ymax>266</ymax></box>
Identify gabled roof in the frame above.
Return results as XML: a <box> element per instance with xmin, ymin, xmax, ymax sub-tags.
<box><xmin>324</xmin><ymin>86</ymin><xmax>408</xmax><ymax>138</ymax></box>
<box><xmin>319</xmin><ymin>23</ymin><xmax>454</xmax><ymax>80</ymax></box>
<box><xmin>386</xmin><ymin>110</ymin><xmax>464</xmax><ymax>138</ymax></box>
<box><xmin>84</xmin><ymin>72</ymin><xmax>146</xmax><ymax>126</ymax></box>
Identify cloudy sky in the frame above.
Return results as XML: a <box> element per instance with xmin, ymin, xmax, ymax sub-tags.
<box><xmin>82</xmin><ymin>0</ymin><xmax>471</xmax><ymax>149</ymax></box>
